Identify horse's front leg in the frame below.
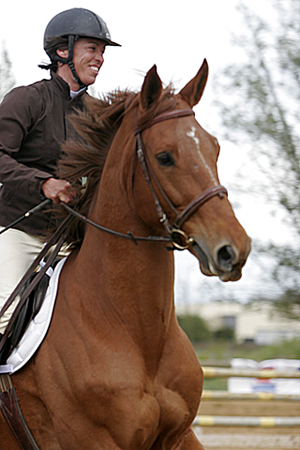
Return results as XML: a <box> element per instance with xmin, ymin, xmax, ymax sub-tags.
<box><xmin>175</xmin><ymin>429</ymin><xmax>205</xmax><ymax>450</ymax></box>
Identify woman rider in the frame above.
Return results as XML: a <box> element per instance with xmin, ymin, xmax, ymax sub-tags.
<box><xmin>0</xmin><ymin>8</ymin><xmax>120</xmax><ymax>337</ymax></box>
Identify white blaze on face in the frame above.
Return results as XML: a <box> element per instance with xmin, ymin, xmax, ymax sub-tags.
<box><xmin>186</xmin><ymin>126</ymin><xmax>218</xmax><ymax>186</ymax></box>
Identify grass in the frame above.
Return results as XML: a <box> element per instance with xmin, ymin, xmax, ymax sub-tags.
<box><xmin>193</xmin><ymin>339</ymin><xmax>300</xmax><ymax>363</ymax></box>
<box><xmin>192</xmin><ymin>339</ymin><xmax>300</xmax><ymax>390</ymax></box>
<box><xmin>202</xmin><ymin>377</ymin><xmax>228</xmax><ymax>391</ymax></box>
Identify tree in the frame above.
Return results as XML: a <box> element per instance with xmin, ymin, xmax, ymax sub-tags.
<box><xmin>0</xmin><ymin>41</ymin><xmax>15</xmax><ymax>102</ymax></box>
<box><xmin>177</xmin><ymin>314</ymin><xmax>212</xmax><ymax>343</ymax></box>
<box><xmin>213</xmin><ymin>327</ymin><xmax>235</xmax><ymax>342</ymax></box>
<box><xmin>214</xmin><ymin>0</ymin><xmax>300</xmax><ymax>314</ymax></box>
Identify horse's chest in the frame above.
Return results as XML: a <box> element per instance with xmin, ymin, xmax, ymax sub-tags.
<box><xmin>76</xmin><ymin>369</ymin><xmax>198</xmax><ymax>450</ymax></box>
<box><xmin>104</xmin><ymin>384</ymin><xmax>194</xmax><ymax>449</ymax></box>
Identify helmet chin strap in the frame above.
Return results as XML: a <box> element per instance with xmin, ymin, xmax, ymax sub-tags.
<box><xmin>55</xmin><ymin>35</ymin><xmax>87</xmax><ymax>90</ymax></box>
<box><xmin>66</xmin><ymin>35</ymin><xmax>87</xmax><ymax>90</ymax></box>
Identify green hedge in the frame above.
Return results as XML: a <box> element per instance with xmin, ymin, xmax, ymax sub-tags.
<box><xmin>177</xmin><ymin>314</ymin><xmax>212</xmax><ymax>343</ymax></box>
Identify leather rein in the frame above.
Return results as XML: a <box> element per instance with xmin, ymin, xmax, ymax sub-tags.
<box><xmin>63</xmin><ymin>108</ymin><xmax>227</xmax><ymax>250</ymax></box>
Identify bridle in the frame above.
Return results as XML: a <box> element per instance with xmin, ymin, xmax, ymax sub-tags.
<box><xmin>133</xmin><ymin>108</ymin><xmax>227</xmax><ymax>249</ymax></box>
<box><xmin>63</xmin><ymin>107</ymin><xmax>228</xmax><ymax>250</ymax></box>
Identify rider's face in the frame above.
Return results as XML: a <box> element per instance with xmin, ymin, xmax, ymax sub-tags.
<box><xmin>72</xmin><ymin>38</ymin><xmax>106</xmax><ymax>87</ymax></box>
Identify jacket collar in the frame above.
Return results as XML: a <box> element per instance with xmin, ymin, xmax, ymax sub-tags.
<box><xmin>51</xmin><ymin>72</ymin><xmax>87</xmax><ymax>99</ymax></box>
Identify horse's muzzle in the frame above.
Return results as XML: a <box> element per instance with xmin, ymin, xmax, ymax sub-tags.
<box><xmin>191</xmin><ymin>239</ymin><xmax>251</xmax><ymax>282</ymax></box>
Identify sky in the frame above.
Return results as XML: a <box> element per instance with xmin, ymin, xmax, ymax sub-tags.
<box><xmin>1</xmin><ymin>0</ymin><xmax>246</xmax><ymax>90</ymax></box>
<box><xmin>0</xmin><ymin>0</ymin><xmax>293</xmax><ymax>305</ymax></box>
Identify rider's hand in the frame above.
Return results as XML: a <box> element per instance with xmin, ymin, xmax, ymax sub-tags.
<box><xmin>41</xmin><ymin>178</ymin><xmax>77</xmax><ymax>204</ymax></box>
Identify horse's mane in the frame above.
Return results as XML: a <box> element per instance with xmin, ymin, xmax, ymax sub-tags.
<box><xmin>56</xmin><ymin>85</ymin><xmax>176</xmax><ymax>250</ymax></box>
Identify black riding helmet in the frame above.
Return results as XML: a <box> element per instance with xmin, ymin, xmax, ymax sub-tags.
<box><xmin>44</xmin><ymin>8</ymin><xmax>121</xmax><ymax>88</ymax></box>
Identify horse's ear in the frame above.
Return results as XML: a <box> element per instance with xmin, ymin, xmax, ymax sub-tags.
<box><xmin>140</xmin><ymin>65</ymin><xmax>163</xmax><ymax>110</ymax></box>
<box><xmin>179</xmin><ymin>59</ymin><xmax>208</xmax><ymax>108</ymax></box>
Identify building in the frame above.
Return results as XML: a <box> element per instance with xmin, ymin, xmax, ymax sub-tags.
<box><xmin>176</xmin><ymin>301</ymin><xmax>300</xmax><ymax>345</ymax></box>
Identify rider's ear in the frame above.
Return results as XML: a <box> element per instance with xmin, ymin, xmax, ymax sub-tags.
<box><xmin>179</xmin><ymin>59</ymin><xmax>208</xmax><ymax>108</ymax></box>
<box><xmin>140</xmin><ymin>65</ymin><xmax>162</xmax><ymax>110</ymax></box>
<box><xmin>56</xmin><ymin>49</ymin><xmax>69</xmax><ymax>59</ymax></box>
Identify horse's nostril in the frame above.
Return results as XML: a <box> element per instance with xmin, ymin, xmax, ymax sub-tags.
<box><xmin>217</xmin><ymin>245</ymin><xmax>236</xmax><ymax>272</ymax></box>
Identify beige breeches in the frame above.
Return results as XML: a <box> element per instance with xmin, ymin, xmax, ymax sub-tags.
<box><xmin>0</xmin><ymin>228</ymin><xmax>45</xmax><ymax>334</ymax></box>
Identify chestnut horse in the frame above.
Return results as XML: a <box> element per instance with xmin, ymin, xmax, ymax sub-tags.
<box><xmin>1</xmin><ymin>60</ymin><xmax>251</xmax><ymax>449</ymax></box>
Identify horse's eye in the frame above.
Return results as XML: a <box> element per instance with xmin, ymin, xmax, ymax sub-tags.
<box><xmin>156</xmin><ymin>152</ymin><xmax>175</xmax><ymax>167</ymax></box>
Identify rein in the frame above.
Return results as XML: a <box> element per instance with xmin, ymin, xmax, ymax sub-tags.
<box><xmin>0</xmin><ymin>109</ymin><xmax>227</xmax><ymax>251</ymax></box>
<box><xmin>63</xmin><ymin>108</ymin><xmax>228</xmax><ymax>250</ymax></box>
<box><xmin>61</xmin><ymin>202</ymin><xmax>172</xmax><ymax>246</ymax></box>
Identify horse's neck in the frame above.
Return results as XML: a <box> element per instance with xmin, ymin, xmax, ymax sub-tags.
<box><xmin>79</xmin><ymin>196</ymin><xmax>174</xmax><ymax>301</ymax></box>
<box><xmin>71</xmin><ymin>180</ymin><xmax>175</xmax><ymax>355</ymax></box>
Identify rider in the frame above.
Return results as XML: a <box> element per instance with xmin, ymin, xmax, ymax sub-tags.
<box><xmin>0</xmin><ymin>8</ymin><xmax>120</xmax><ymax>337</ymax></box>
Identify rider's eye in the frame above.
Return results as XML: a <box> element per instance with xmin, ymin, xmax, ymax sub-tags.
<box><xmin>156</xmin><ymin>152</ymin><xmax>175</xmax><ymax>167</ymax></box>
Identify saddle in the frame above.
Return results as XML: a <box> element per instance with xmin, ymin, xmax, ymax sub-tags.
<box><xmin>0</xmin><ymin>268</ymin><xmax>54</xmax><ymax>365</ymax></box>
<box><xmin>0</xmin><ymin>216</ymin><xmax>73</xmax><ymax>368</ymax></box>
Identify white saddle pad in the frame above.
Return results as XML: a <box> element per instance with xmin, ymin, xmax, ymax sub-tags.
<box><xmin>0</xmin><ymin>258</ymin><xmax>66</xmax><ymax>374</ymax></box>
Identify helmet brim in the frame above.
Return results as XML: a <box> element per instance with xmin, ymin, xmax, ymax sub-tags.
<box><xmin>102</xmin><ymin>37</ymin><xmax>121</xmax><ymax>47</ymax></box>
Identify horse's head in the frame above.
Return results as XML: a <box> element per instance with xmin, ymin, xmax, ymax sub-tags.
<box><xmin>132</xmin><ymin>60</ymin><xmax>251</xmax><ymax>281</ymax></box>
<box><xmin>59</xmin><ymin>59</ymin><xmax>250</xmax><ymax>282</ymax></box>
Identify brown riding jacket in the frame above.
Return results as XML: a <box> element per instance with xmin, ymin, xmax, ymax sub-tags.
<box><xmin>0</xmin><ymin>73</ymin><xmax>87</xmax><ymax>236</ymax></box>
